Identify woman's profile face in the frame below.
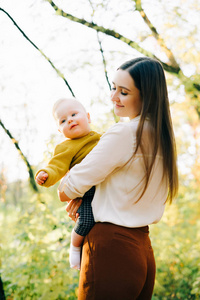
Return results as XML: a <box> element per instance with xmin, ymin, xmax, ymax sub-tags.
<box><xmin>111</xmin><ymin>69</ymin><xmax>142</xmax><ymax>120</ymax></box>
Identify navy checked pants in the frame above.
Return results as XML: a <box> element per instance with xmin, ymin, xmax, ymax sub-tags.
<box><xmin>74</xmin><ymin>186</ymin><xmax>95</xmax><ymax>236</ymax></box>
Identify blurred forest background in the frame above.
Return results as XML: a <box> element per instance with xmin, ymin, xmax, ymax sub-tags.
<box><xmin>0</xmin><ymin>0</ymin><xmax>200</xmax><ymax>299</ymax></box>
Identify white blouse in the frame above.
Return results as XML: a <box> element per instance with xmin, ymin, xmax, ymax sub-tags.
<box><xmin>58</xmin><ymin>116</ymin><xmax>168</xmax><ymax>227</ymax></box>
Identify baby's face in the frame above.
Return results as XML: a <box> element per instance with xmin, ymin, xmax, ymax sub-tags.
<box><xmin>55</xmin><ymin>100</ymin><xmax>91</xmax><ymax>139</ymax></box>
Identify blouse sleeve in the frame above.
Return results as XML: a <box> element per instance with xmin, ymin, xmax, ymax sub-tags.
<box><xmin>58</xmin><ymin>122</ymin><xmax>135</xmax><ymax>199</ymax></box>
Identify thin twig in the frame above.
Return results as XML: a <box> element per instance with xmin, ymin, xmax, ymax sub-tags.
<box><xmin>0</xmin><ymin>8</ymin><xmax>75</xmax><ymax>97</ymax></box>
<box><xmin>0</xmin><ymin>119</ymin><xmax>38</xmax><ymax>192</ymax></box>
<box><xmin>88</xmin><ymin>0</ymin><xmax>119</xmax><ymax>122</ymax></box>
<box><xmin>96</xmin><ymin>34</ymin><xmax>111</xmax><ymax>91</ymax></box>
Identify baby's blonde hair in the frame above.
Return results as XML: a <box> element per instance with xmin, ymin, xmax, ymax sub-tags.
<box><xmin>52</xmin><ymin>98</ymin><xmax>86</xmax><ymax>120</ymax></box>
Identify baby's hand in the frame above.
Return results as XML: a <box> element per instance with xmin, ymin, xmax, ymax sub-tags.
<box><xmin>35</xmin><ymin>171</ymin><xmax>48</xmax><ymax>185</ymax></box>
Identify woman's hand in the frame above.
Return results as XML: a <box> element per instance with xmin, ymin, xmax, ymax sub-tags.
<box><xmin>66</xmin><ymin>198</ymin><xmax>82</xmax><ymax>222</ymax></box>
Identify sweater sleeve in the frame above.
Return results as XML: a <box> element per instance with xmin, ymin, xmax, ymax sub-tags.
<box><xmin>35</xmin><ymin>142</ymin><xmax>73</xmax><ymax>187</ymax></box>
<box><xmin>58</xmin><ymin>122</ymin><xmax>135</xmax><ymax>198</ymax></box>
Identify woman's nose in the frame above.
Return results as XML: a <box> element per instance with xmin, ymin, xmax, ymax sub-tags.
<box><xmin>111</xmin><ymin>90</ymin><xmax>119</xmax><ymax>102</ymax></box>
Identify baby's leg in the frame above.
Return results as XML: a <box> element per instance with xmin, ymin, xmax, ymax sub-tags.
<box><xmin>69</xmin><ymin>229</ymin><xmax>84</xmax><ymax>270</ymax></box>
<box><xmin>74</xmin><ymin>186</ymin><xmax>95</xmax><ymax>236</ymax></box>
<box><xmin>70</xmin><ymin>187</ymin><xmax>95</xmax><ymax>269</ymax></box>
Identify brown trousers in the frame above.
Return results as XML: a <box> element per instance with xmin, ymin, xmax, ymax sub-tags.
<box><xmin>78</xmin><ymin>222</ymin><xmax>156</xmax><ymax>300</ymax></box>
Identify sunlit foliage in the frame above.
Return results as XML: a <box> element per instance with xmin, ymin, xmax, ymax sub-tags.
<box><xmin>0</xmin><ymin>175</ymin><xmax>200</xmax><ymax>299</ymax></box>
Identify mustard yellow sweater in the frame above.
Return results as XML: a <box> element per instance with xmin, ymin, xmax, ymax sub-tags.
<box><xmin>35</xmin><ymin>131</ymin><xmax>101</xmax><ymax>187</ymax></box>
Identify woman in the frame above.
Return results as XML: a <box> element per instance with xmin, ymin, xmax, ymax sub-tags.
<box><xmin>58</xmin><ymin>57</ymin><xmax>178</xmax><ymax>299</ymax></box>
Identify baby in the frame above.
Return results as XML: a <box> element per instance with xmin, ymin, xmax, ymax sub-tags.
<box><xmin>35</xmin><ymin>98</ymin><xmax>101</xmax><ymax>269</ymax></box>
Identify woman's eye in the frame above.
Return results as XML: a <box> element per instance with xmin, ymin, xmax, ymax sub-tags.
<box><xmin>121</xmin><ymin>91</ymin><xmax>128</xmax><ymax>96</ymax></box>
<box><xmin>111</xmin><ymin>87</ymin><xmax>116</xmax><ymax>91</ymax></box>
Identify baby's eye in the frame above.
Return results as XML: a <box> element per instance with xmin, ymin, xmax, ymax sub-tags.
<box><xmin>72</xmin><ymin>113</ymin><xmax>76</xmax><ymax>117</ymax></box>
<box><xmin>61</xmin><ymin>119</ymin><xmax>66</xmax><ymax>124</ymax></box>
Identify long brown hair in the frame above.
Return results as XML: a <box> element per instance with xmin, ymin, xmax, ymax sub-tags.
<box><xmin>118</xmin><ymin>57</ymin><xmax>178</xmax><ymax>203</ymax></box>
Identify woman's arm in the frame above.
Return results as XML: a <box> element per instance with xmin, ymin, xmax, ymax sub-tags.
<box><xmin>58</xmin><ymin>190</ymin><xmax>71</xmax><ymax>202</ymax></box>
<box><xmin>58</xmin><ymin>122</ymin><xmax>134</xmax><ymax>200</ymax></box>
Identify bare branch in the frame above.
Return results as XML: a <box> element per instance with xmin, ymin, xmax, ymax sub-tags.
<box><xmin>0</xmin><ymin>119</ymin><xmax>38</xmax><ymax>192</ymax></box>
<box><xmin>0</xmin><ymin>8</ymin><xmax>75</xmax><ymax>97</ymax></box>
<box><xmin>46</xmin><ymin>0</ymin><xmax>181</xmax><ymax>74</ymax></box>
<box><xmin>134</xmin><ymin>0</ymin><xmax>179</xmax><ymax>69</ymax></box>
